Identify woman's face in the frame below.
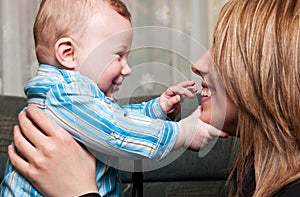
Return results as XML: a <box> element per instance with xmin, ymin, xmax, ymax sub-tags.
<box><xmin>192</xmin><ymin>50</ymin><xmax>238</xmax><ymax>136</ymax></box>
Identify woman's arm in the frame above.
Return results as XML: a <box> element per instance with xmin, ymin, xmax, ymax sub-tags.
<box><xmin>9</xmin><ymin>106</ymin><xmax>98</xmax><ymax>197</ymax></box>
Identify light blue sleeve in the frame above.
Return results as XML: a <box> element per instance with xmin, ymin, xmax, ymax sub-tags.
<box><xmin>26</xmin><ymin>77</ymin><xmax>179</xmax><ymax>161</ymax></box>
<box><xmin>121</xmin><ymin>97</ymin><xmax>169</xmax><ymax>120</ymax></box>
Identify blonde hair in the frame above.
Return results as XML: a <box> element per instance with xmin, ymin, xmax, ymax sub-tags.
<box><xmin>33</xmin><ymin>0</ymin><xmax>131</xmax><ymax>64</ymax></box>
<box><xmin>212</xmin><ymin>0</ymin><xmax>300</xmax><ymax>196</ymax></box>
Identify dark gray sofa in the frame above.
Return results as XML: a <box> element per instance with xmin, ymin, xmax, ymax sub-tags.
<box><xmin>0</xmin><ymin>95</ymin><xmax>238</xmax><ymax>197</ymax></box>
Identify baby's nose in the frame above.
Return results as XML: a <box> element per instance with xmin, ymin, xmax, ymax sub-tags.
<box><xmin>122</xmin><ymin>62</ymin><xmax>131</xmax><ymax>76</ymax></box>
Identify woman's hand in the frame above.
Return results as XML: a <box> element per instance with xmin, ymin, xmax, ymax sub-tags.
<box><xmin>8</xmin><ymin>106</ymin><xmax>98</xmax><ymax>197</ymax></box>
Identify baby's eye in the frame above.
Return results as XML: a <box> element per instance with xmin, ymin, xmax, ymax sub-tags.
<box><xmin>116</xmin><ymin>52</ymin><xmax>124</xmax><ymax>57</ymax></box>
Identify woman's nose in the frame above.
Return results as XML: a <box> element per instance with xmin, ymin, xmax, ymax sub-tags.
<box><xmin>192</xmin><ymin>64</ymin><xmax>202</xmax><ymax>76</ymax></box>
<box><xmin>192</xmin><ymin>51</ymin><xmax>211</xmax><ymax>76</ymax></box>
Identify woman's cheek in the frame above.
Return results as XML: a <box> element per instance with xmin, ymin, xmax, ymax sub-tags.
<box><xmin>200</xmin><ymin>106</ymin><xmax>212</xmax><ymax>124</ymax></box>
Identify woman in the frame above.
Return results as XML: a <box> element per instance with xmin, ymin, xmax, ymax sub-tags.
<box><xmin>8</xmin><ymin>0</ymin><xmax>300</xmax><ymax>196</ymax></box>
<box><xmin>197</xmin><ymin>0</ymin><xmax>300</xmax><ymax>196</ymax></box>
<box><xmin>207</xmin><ymin>0</ymin><xmax>300</xmax><ymax>196</ymax></box>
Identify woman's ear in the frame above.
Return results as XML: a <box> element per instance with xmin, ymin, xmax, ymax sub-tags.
<box><xmin>55</xmin><ymin>38</ymin><xmax>77</xmax><ymax>69</ymax></box>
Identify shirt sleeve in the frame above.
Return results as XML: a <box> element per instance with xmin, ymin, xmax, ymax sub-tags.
<box><xmin>121</xmin><ymin>97</ymin><xmax>168</xmax><ymax>120</ymax></box>
<box><xmin>26</xmin><ymin>77</ymin><xmax>179</xmax><ymax>161</ymax></box>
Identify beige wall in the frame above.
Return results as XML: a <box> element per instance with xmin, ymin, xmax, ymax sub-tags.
<box><xmin>208</xmin><ymin>0</ymin><xmax>229</xmax><ymax>44</ymax></box>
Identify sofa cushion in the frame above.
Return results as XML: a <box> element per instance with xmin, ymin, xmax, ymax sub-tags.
<box><xmin>0</xmin><ymin>96</ymin><xmax>27</xmax><ymax>182</ymax></box>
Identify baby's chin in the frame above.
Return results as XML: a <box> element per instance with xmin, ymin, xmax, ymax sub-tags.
<box><xmin>104</xmin><ymin>89</ymin><xmax>115</xmax><ymax>98</ymax></box>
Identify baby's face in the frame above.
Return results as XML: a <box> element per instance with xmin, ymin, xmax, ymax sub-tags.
<box><xmin>192</xmin><ymin>50</ymin><xmax>238</xmax><ymax>135</ymax></box>
<box><xmin>77</xmin><ymin>4</ymin><xmax>133</xmax><ymax>97</ymax></box>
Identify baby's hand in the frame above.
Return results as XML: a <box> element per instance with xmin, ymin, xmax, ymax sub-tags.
<box><xmin>174</xmin><ymin>107</ymin><xmax>228</xmax><ymax>151</ymax></box>
<box><xmin>159</xmin><ymin>80</ymin><xmax>197</xmax><ymax>119</ymax></box>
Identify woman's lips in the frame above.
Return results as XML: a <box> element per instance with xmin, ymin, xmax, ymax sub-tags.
<box><xmin>201</xmin><ymin>81</ymin><xmax>213</xmax><ymax>104</ymax></box>
<box><xmin>201</xmin><ymin>89</ymin><xmax>211</xmax><ymax>104</ymax></box>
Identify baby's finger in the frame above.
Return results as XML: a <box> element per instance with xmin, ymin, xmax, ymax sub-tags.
<box><xmin>207</xmin><ymin>125</ymin><xmax>228</xmax><ymax>138</ymax></box>
<box><xmin>177</xmin><ymin>81</ymin><xmax>198</xmax><ymax>96</ymax></box>
<box><xmin>169</xmin><ymin>86</ymin><xmax>196</xmax><ymax>98</ymax></box>
<box><xmin>187</xmin><ymin>87</ymin><xmax>198</xmax><ymax>93</ymax></box>
<box><xmin>179</xmin><ymin>86</ymin><xmax>196</xmax><ymax>98</ymax></box>
<box><xmin>166</xmin><ymin>95</ymin><xmax>181</xmax><ymax>109</ymax></box>
<box><xmin>186</xmin><ymin>87</ymin><xmax>198</xmax><ymax>97</ymax></box>
<box><xmin>177</xmin><ymin>80</ymin><xmax>195</xmax><ymax>88</ymax></box>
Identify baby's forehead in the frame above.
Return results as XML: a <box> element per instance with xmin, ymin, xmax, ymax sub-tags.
<box><xmin>95</xmin><ymin>1</ymin><xmax>131</xmax><ymax>21</ymax></box>
<box><xmin>101</xmin><ymin>0</ymin><xmax>131</xmax><ymax>22</ymax></box>
<box><xmin>87</xmin><ymin>2</ymin><xmax>132</xmax><ymax>31</ymax></box>
<box><xmin>81</xmin><ymin>2</ymin><xmax>132</xmax><ymax>48</ymax></box>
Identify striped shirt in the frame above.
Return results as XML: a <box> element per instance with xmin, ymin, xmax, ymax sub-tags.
<box><xmin>1</xmin><ymin>64</ymin><xmax>179</xmax><ymax>197</ymax></box>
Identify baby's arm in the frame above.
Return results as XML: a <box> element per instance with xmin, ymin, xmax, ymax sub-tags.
<box><xmin>122</xmin><ymin>81</ymin><xmax>197</xmax><ymax>121</ymax></box>
<box><xmin>159</xmin><ymin>80</ymin><xmax>197</xmax><ymax>119</ymax></box>
<box><xmin>28</xmin><ymin>80</ymin><xmax>179</xmax><ymax>161</ymax></box>
<box><xmin>121</xmin><ymin>97</ymin><xmax>168</xmax><ymax>120</ymax></box>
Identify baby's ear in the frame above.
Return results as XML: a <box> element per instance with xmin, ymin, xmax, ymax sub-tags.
<box><xmin>55</xmin><ymin>38</ymin><xmax>77</xmax><ymax>69</ymax></box>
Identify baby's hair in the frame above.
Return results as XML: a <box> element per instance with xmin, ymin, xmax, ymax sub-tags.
<box><xmin>33</xmin><ymin>0</ymin><xmax>131</xmax><ymax>64</ymax></box>
<box><xmin>109</xmin><ymin>0</ymin><xmax>131</xmax><ymax>21</ymax></box>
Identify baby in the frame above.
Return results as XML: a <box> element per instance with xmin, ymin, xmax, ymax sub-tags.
<box><xmin>1</xmin><ymin>0</ymin><xmax>226</xmax><ymax>196</ymax></box>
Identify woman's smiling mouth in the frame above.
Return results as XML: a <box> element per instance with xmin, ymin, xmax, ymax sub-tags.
<box><xmin>201</xmin><ymin>89</ymin><xmax>212</xmax><ymax>97</ymax></box>
<box><xmin>201</xmin><ymin>81</ymin><xmax>213</xmax><ymax>97</ymax></box>
<box><xmin>201</xmin><ymin>81</ymin><xmax>214</xmax><ymax>104</ymax></box>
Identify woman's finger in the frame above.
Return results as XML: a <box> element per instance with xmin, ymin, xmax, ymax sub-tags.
<box><xmin>8</xmin><ymin>144</ymin><xmax>30</xmax><ymax>175</ymax></box>
<box><xmin>13</xmin><ymin>125</ymin><xmax>38</xmax><ymax>162</ymax></box>
<box><xmin>17</xmin><ymin>111</ymin><xmax>47</xmax><ymax>148</ymax></box>
<box><xmin>25</xmin><ymin>106</ymin><xmax>65</xmax><ymax>138</ymax></box>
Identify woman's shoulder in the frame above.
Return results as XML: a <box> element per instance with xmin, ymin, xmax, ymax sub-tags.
<box><xmin>274</xmin><ymin>178</ymin><xmax>300</xmax><ymax>197</ymax></box>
